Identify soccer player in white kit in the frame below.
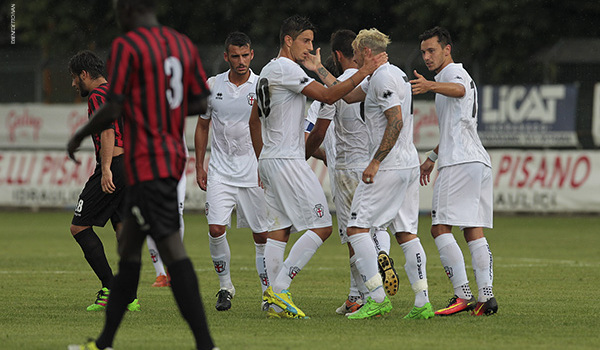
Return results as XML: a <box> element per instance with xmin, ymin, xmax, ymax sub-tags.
<box><xmin>411</xmin><ymin>26</ymin><xmax>497</xmax><ymax>316</ymax></box>
<box><xmin>249</xmin><ymin>15</ymin><xmax>386</xmax><ymax>319</ymax></box>
<box><xmin>195</xmin><ymin>32</ymin><xmax>270</xmax><ymax>311</ymax></box>
<box><xmin>306</xmin><ymin>29</ymin><xmax>393</xmax><ymax>315</ymax></box>
<box><xmin>331</xmin><ymin>28</ymin><xmax>433</xmax><ymax>320</ymax></box>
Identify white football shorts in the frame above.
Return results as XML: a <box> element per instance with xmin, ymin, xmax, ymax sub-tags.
<box><xmin>431</xmin><ymin>162</ymin><xmax>493</xmax><ymax>229</ymax></box>
<box><xmin>347</xmin><ymin>167</ymin><xmax>419</xmax><ymax>234</ymax></box>
<box><xmin>205</xmin><ymin>180</ymin><xmax>270</xmax><ymax>233</ymax></box>
<box><xmin>258</xmin><ymin>158</ymin><xmax>332</xmax><ymax>233</ymax></box>
<box><xmin>333</xmin><ymin>168</ymin><xmax>362</xmax><ymax>244</ymax></box>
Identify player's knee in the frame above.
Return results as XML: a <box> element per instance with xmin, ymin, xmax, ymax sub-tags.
<box><xmin>253</xmin><ymin>231</ymin><xmax>268</xmax><ymax>244</ymax></box>
<box><xmin>208</xmin><ymin>225</ymin><xmax>226</xmax><ymax>237</ymax></box>
<box><xmin>313</xmin><ymin>226</ymin><xmax>332</xmax><ymax>241</ymax></box>
<box><xmin>70</xmin><ymin>225</ymin><xmax>88</xmax><ymax>236</ymax></box>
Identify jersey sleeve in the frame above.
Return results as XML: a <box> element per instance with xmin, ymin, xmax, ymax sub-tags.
<box><xmin>445</xmin><ymin>65</ymin><xmax>469</xmax><ymax>93</ymax></box>
<box><xmin>281</xmin><ymin>61</ymin><xmax>314</xmax><ymax>94</ymax></box>
<box><xmin>372</xmin><ymin>73</ymin><xmax>403</xmax><ymax>112</ymax></box>
<box><xmin>89</xmin><ymin>88</ymin><xmax>115</xmax><ymax>132</ymax></box>
<box><xmin>106</xmin><ymin>38</ymin><xmax>134</xmax><ymax>103</ymax></box>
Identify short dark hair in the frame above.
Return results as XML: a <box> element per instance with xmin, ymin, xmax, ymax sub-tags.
<box><xmin>225</xmin><ymin>31</ymin><xmax>252</xmax><ymax>52</ymax></box>
<box><xmin>419</xmin><ymin>26</ymin><xmax>452</xmax><ymax>48</ymax></box>
<box><xmin>68</xmin><ymin>50</ymin><xmax>105</xmax><ymax>79</ymax></box>
<box><xmin>279</xmin><ymin>15</ymin><xmax>316</xmax><ymax>47</ymax></box>
<box><xmin>330</xmin><ymin>29</ymin><xmax>356</xmax><ymax>59</ymax></box>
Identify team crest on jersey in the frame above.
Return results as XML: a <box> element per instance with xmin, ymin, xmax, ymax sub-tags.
<box><xmin>431</xmin><ymin>210</ymin><xmax>436</xmax><ymax>219</ymax></box>
<box><xmin>350</xmin><ymin>212</ymin><xmax>357</xmax><ymax>220</ymax></box>
<box><xmin>314</xmin><ymin>204</ymin><xmax>325</xmax><ymax>218</ymax></box>
<box><xmin>383</xmin><ymin>90</ymin><xmax>393</xmax><ymax>98</ymax></box>
<box><xmin>247</xmin><ymin>92</ymin><xmax>256</xmax><ymax>106</ymax></box>
<box><xmin>213</xmin><ymin>260</ymin><xmax>226</xmax><ymax>273</ymax></box>
<box><xmin>216</xmin><ymin>92</ymin><xmax>223</xmax><ymax>100</ymax></box>
<box><xmin>288</xmin><ymin>266</ymin><xmax>301</xmax><ymax>280</ymax></box>
<box><xmin>205</xmin><ymin>202</ymin><xmax>210</xmax><ymax>216</ymax></box>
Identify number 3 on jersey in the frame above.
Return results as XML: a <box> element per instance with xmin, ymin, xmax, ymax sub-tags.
<box><xmin>164</xmin><ymin>56</ymin><xmax>183</xmax><ymax>109</ymax></box>
<box><xmin>256</xmin><ymin>78</ymin><xmax>271</xmax><ymax>118</ymax></box>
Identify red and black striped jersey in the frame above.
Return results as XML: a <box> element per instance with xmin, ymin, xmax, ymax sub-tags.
<box><xmin>106</xmin><ymin>25</ymin><xmax>209</xmax><ymax>185</ymax></box>
<box><xmin>87</xmin><ymin>82</ymin><xmax>125</xmax><ymax>164</ymax></box>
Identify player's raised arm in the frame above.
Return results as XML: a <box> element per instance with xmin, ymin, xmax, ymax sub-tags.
<box><xmin>410</xmin><ymin>70</ymin><xmax>465</xmax><ymax>97</ymax></box>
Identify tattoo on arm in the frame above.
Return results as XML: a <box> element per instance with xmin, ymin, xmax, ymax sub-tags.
<box><xmin>317</xmin><ymin>67</ymin><xmax>329</xmax><ymax>80</ymax></box>
<box><xmin>373</xmin><ymin>107</ymin><xmax>403</xmax><ymax>162</ymax></box>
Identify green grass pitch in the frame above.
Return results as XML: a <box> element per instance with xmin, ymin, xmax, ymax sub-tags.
<box><xmin>1</xmin><ymin>211</ymin><xmax>599</xmax><ymax>349</ymax></box>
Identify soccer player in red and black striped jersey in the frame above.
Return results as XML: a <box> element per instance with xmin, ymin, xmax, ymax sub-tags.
<box><xmin>67</xmin><ymin>1</ymin><xmax>216</xmax><ymax>350</ymax></box>
<box><xmin>67</xmin><ymin>50</ymin><xmax>137</xmax><ymax>313</ymax></box>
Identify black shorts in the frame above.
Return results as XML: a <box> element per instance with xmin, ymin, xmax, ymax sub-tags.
<box><xmin>123</xmin><ymin>177</ymin><xmax>180</xmax><ymax>241</ymax></box>
<box><xmin>71</xmin><ymin>155</ymin><xmax>126</xmax><ymax>230</ymax></box>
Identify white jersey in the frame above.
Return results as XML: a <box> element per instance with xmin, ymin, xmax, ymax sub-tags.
<box><xmin>256</xmin><ymin>57</ymin><xmax>314</xmax><ymax>159</ymax></box>
<box><xmin>360</xmin><ymin>62</ymin><xmax>419</xmax><ymax>170</ymax></box>
<box><xmin>434</xmin><ymin>63</ymin><xmax>491</xmax><ymax>169</ymax></box>
<box><xmin>201</xmin><ymin>70</ymin><xmax>259</xmax><ymax>187</ymax></box>
<box><xmin>318</xmin><ymin>68</ymin><xmax>370</xmax><ymax>170</ymax></box>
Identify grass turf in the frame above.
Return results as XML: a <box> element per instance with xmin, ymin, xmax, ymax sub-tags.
<box><xmin>1</xmin><ymin>211</ymin><xmax>599</xmax><ymax>349</ymax></box>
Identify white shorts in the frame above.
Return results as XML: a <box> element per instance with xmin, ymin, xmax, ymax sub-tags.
<box><xmin>347</xmin><ymin>167</ymin><xmax>419</xmax><ymax>234</ymax></box>
<box><xmin>205</xmin><ymin>180</ymin><xmax>270</xmax><ymax>233</ymax></box>
<box><xmin>432</xmin><ymin>162</ymin><xmax>493</xmax><ymax>229</ymax></box>
<box><xmin>333</xmin><ymin>168</ymin><xmax>362</xmax><ymax>244</ymax></box>
<box><xmin>258</xmin><ymin>158</ymin><xmax>332</xmax><ymax>233</ymax></box>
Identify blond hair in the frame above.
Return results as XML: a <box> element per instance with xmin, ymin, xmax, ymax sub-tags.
<box><xmin>352</xmin><ymin>28</ymin><xmax>391</xmax><ymax>54</ymax></box>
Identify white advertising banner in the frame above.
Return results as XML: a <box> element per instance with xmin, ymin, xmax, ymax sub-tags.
<box><xmin>412</xmin><ymin>100</ymin><xmax>439</xmax><ymax>151</ymax></box>
<box><xmin>0</xmin><ymin>103</ymin><xmax>198</xmax><ymax>150</ymax></box>
<box><xmin>3</xmin><ymin>149</ymin><xmax>598</xmax><ymax>213</ymax></box>
<box><xmin>489</xmin><ymin>150</ymin><xmax>598</xmax><ymax>212</ymax></box>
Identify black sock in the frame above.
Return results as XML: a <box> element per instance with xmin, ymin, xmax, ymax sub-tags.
<box><xmin>74</xmin><ymin>227</ymin><xmax>114</xmax><ymax>288</ymax></box>
<box><xmin>96</xmin><ymin>260</ymin><xmax>141</xmax><ymax>349</ymax></box>
<box><xmin>168</xmin><ymin>258</ymin><xmax>215</xmax><ymax>350</ymax></box>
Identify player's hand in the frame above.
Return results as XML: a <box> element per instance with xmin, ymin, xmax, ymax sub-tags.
<box><xmin>303</xmin><ymin>47</ymin><xmax>322</xmax><ymax>72</ymax></box>
<box><xmin>257</xmin><ymin>170</ymin><xmax>264</xmax><ymax>189</ymax></box>
<box><xmin>361</xmin><ymin>50</ymin><xmax>388</xmax><ymax>76</ymax></box>
<box><xmin>362</xmin><ymin>160</ymin><xmax>380</xmax><ymax>184</ymax></box>
<box><xmin>67</xmin><ymin>133</ymin><xmax>84</xmax><ymax>164</ymax></box>
<box><xmin>410</xmin><ymin>70</ymin><xmax>431</xmax><ymax>95</ymax></box>
<box><xmin>196</xmin><ymin>168</ymin><xmax>207</xmax><ymax>191</ymax></box>
<box><xmin>101</xmin><ymin>170</ymin><xmax>116</xmax><ymax>193</ymax></box>
<box><xmin>420</xmin><ymin>158</ymin><xmax>435</xmax><ymax>186</ymax></box>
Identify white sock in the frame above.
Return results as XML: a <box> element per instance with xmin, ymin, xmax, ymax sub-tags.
<box><xmin>400</xmin><ymin>238</ymin><xmax>429</xmax><ymax>307</ymax></box>
<box><xmin>147</xmin><ymin>236</ymin><xmax>166</xmax><ymax>277</ymax></box>
<box><xmin>468</xmin><ymin>237</ymin><xmax>494</xmax><ymax>302</ymax></box>
<box><xmin>435</xmin><ymin>233</ymin><xmax>472</xmax><ymax>299</ymax></box>
<box><xmin>348</xmin><ymin>232</ymin><xmax>385</xmax><ymax>302</ymax></box>
<box><xmin>264</xmin><ymin>238</ymin><xmax>286</xmax><ymax>291</ymax></box>
<box><xmin>371</xmin><ymin>228</ymin><xmax>391</xmax><ymax>254</ymax></box>
<box><xmin>255</xmin><ymin>242</ymin><xmax>268</xmax><ymax>293</ymax></box>
<box><xmin>178</xmin><ymin>213</ymin><xmax>185</xmax><ymax>241</ymax></box>
<box><xmin>348</xmin><ymin>254</ymin><xmax>366</xmax><ymax>301</ymax></box>
<box><xmin>208</xmin><ymin>232</ymin><xmax>233</xmax><ymax>290</ymax></box>
<box><xmin>273</xmin><ymin>230</ymin><xmax>323</xmax><ymax>293</ymax></box>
